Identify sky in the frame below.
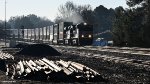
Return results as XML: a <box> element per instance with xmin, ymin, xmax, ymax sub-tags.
<box><xmin>0</xmin><ymin>0</ymin><xmax>128</xmax><ymax>21</ymax></box>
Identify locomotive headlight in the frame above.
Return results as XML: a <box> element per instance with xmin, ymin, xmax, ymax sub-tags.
<box><xmin>84</xmin><ymin>23</ymin><xmax>87</xmax><ymax>25</ymax></box>
<box><xmin>81</xmin><ymin>35</ymin><xmax>84</xmax><ymax>38</ymax></box>
<box><xmin>89</xmin><ymin>35</ymin><xmax>92</xmax><ymax>38</ymax></box>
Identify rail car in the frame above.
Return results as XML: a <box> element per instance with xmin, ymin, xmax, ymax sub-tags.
<box><xmin>64</xmin><ymin>23</ymin><xmax>93</xmax><ymax>45</ymax></box>
<box><xmin>8</xmin><ymin>22</ymin><xmax>93</xmax><ymax>46</ymax></box>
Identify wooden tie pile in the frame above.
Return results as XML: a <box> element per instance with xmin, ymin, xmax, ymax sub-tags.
<box><xmin>6</xmin><ymin>58</ymin><xmax>105</xmax><ymax>82</ymax></box>
<box><xmin>0</xmin><ymin>51</ymin><xmax>14</xmax><ymax>60</ymax></box>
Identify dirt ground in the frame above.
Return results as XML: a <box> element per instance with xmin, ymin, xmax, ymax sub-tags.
<box><xmin>0</xmin><ymin>47</ymin><xmax>150</xmax><ymax>83</ymax></box>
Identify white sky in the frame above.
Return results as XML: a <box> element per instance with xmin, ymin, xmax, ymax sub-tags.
<box><xmin>0</xmin><ymin>0</ymin><xmax>128</xmax><ymax>21</ymax></box>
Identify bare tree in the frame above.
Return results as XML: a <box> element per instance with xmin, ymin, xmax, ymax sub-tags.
<box><xmin>58</xmin><ymin>1</ymin><xmax>76</xmax><ymax>19</ymax></box>
<box><xmin>56</xmin><ymin>1</ymin><xmax>93</xmax><ymax>24</ymax></box>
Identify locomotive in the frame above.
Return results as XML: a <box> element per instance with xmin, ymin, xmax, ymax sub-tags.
<box><xmin>9</xmin><ymin>22</ymin><xmax>93</xmax><ymax>46</ymax></box>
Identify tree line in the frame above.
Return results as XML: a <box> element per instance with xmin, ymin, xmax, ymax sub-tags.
<box><xmin>0</xmin><ymin>14</ymin><xmax>53</xmax><ymax>39</ymax></box>
<box><xmin>8</xmin><ymin>14</ymin><xmax>53</xmax><ymax>29</ymax></box>
<box><xmin>112</xmin><ymin>0</ymin><xmax>150</xmax><ymax>47</ymax></box>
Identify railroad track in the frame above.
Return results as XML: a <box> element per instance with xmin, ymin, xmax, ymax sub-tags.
<box><xmin>55</xmin><ymin>45</ymin><xmax>150</xmax><ymax>55</ymax></box>
<box><xmin>53</xmin><ymin>45</ymin><xmax>150</xmax><ymax>71</ymax></box>
<box><xmin>53</xmin><ymin>45</ymin><xmax>150</xmax><ymax>59</ymax></box>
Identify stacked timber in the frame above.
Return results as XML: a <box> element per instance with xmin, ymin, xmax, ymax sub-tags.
<box><xmin>6</xmin><ymin>58</ymin><xmax>105</xmax><ymax>82</ymax></box>
<box><xmin>0</xmin><ymin>51</ymin><xmax>14</xmax><ymax>72</ymax></box>
<box><xmin>0</xmin><ymin>51</ymin><xmax>14</xmax><ymax>60</ymax></box>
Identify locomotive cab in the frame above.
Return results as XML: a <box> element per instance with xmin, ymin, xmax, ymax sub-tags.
<box><xmin>72</xmin><ymin>26</ymin><xmax>79</xmax><ymax>45</ymax></box>
<box><xmin>72</xmin><ymin>23</ymin><xmax>93</xmax><ymax>46</ymax></box>
<box><xmin>58</xmin><ymin>22</ymin><xmax>73</xmax><ymax>45</ymax></box>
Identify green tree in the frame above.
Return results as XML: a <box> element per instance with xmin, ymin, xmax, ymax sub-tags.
<box><xmin>112</xmin><ymin>6</ymin><xmax>125</xmax><ymax>46</ymax></box>
<box><xmin>8</xmin><ymin>14</ymin><xmax>53</xmax><ymax>29</ymax></box>
<box><xmin>93</xmin><ymin>5</ymin><xmax>115</xmax><ymax>40</ymax></box>
<box><xmin>112</xmin><ymin>0</ymin><xmax>150</xmax><ymax>47</ymax></box>
<box><xmin>126</xmin><ymin>0</ymin><xmax>150</xmax><ymax>47</ymax></box>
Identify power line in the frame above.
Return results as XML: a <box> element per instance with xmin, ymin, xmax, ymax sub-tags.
<box><xmin>4</xmin><ymin>0</ymin><xmax>7</xmax><ymax>46</ymax></box>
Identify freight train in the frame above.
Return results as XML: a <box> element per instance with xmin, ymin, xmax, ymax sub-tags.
<box><xmin>8</xmin><ymin>22</ymin><xmax>93</xmax><ymax>46</ymax></box>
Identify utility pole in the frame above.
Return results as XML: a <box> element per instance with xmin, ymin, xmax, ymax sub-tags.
<box><xmin>4</xmin><ymin>0</ymin><xmax>6</xmax><ymax>46</ymax></box>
